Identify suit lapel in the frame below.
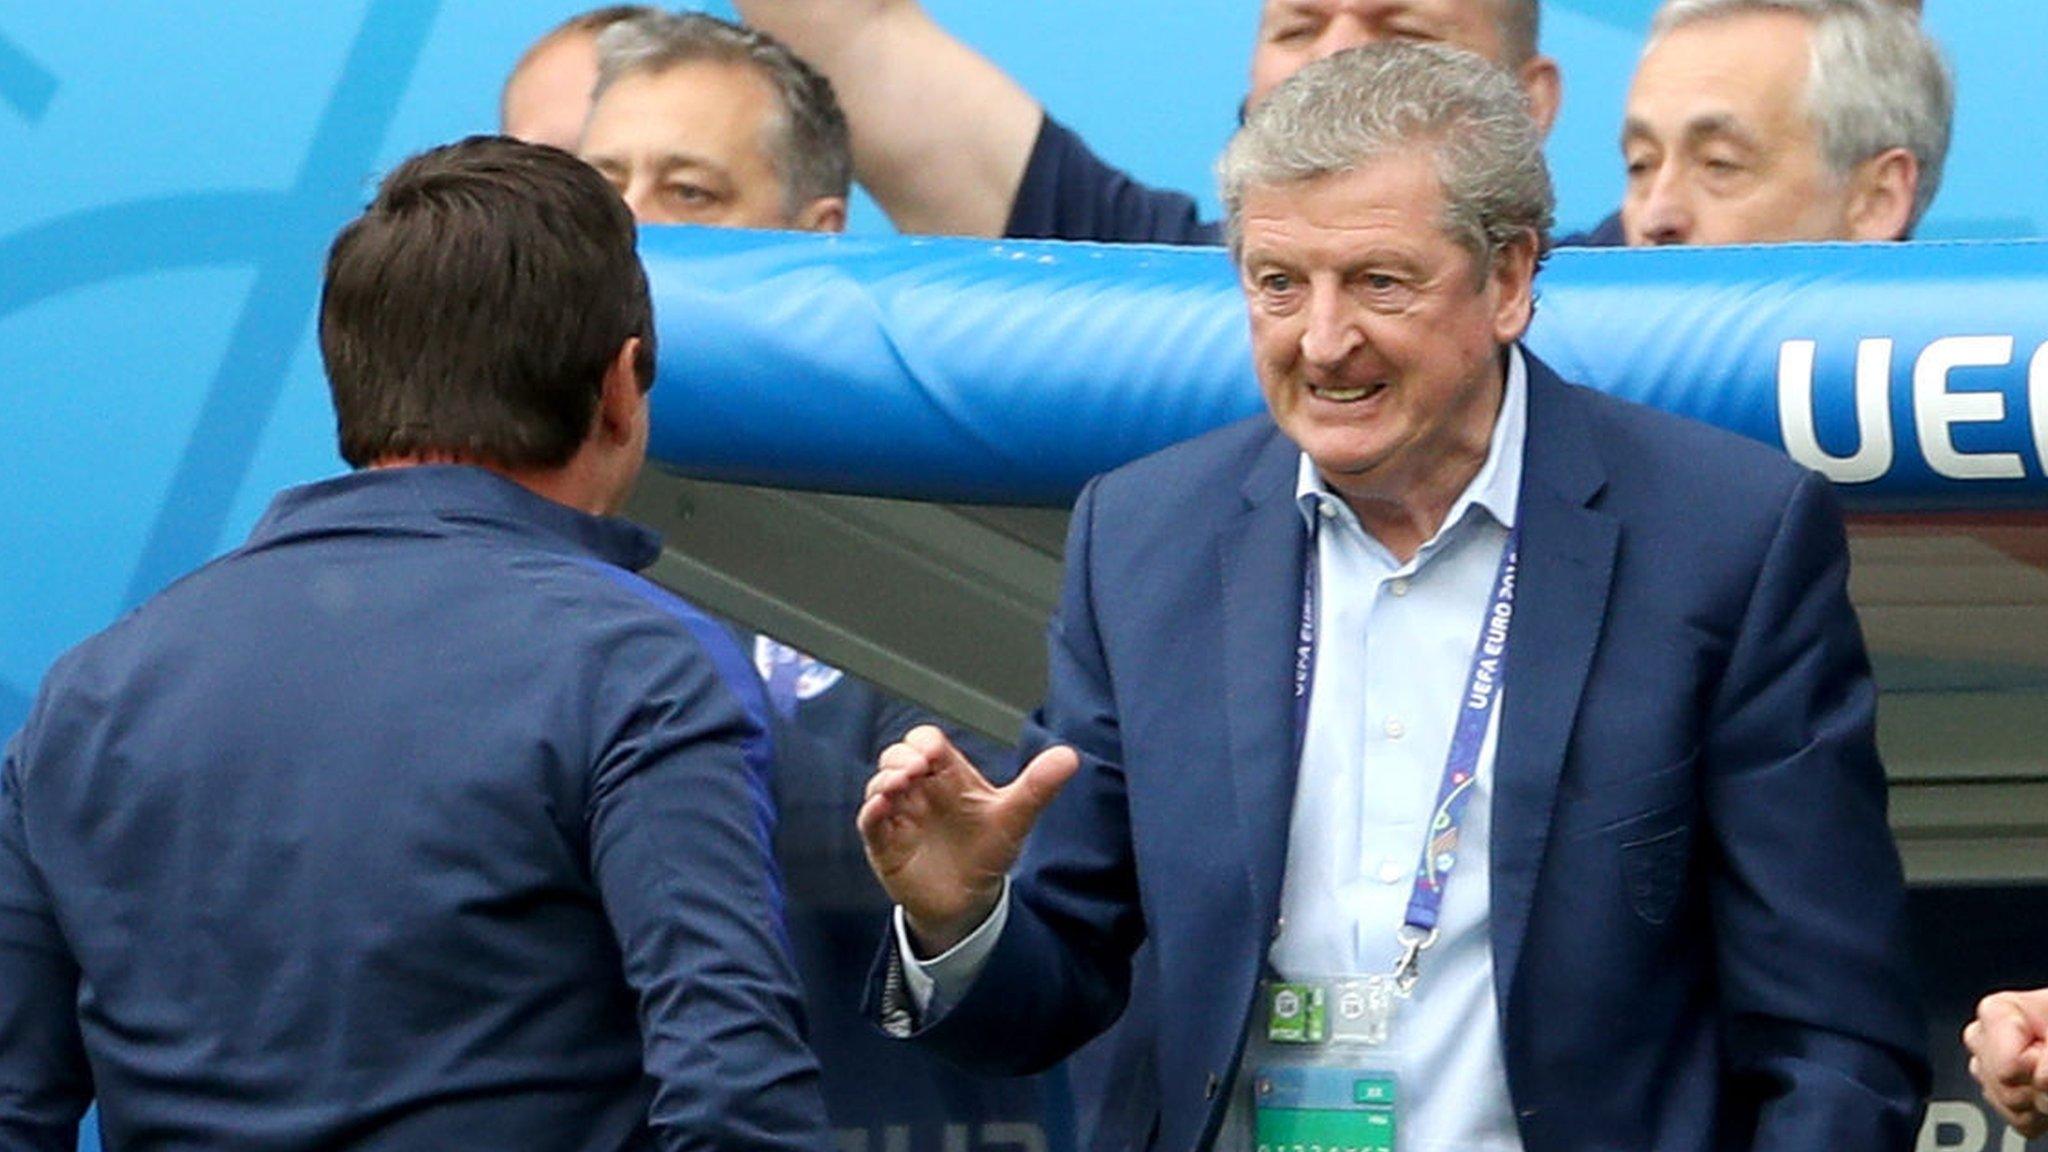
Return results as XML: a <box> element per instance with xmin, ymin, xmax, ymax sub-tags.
<box><xmin>1490</xmin><ymin>360</ymin><xmax>1618</xmax><ymax>1014</ymax></box>
<box><xmin>1219</xmin><ymin>429</ymin><xmax>1311</xmax><ymax>931</ymax></box>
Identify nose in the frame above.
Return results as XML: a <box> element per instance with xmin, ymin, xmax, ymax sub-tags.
<box><xmin>1299</xmin><ymin>283</ymin><xmax>1360</xmax><ymax>369</ymax></box>
<box><xmin>1631</xmin><ymin>163</ymin><xmax>1694</xmax><ymax>247</ymax></box>
<box><xmin>621</xmin><ymin>179</ymin><xmax>665</xmax><ymax>226</ymax></box>
<box><xmin>1313</xmin><ymin>16</ymin><xmax>1375</xmax><ymax>62</ymax></box>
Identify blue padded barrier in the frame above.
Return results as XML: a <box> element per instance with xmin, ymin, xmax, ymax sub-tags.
<box><xmin>642</xmin><ymin>228</ymin><xmax>2048</xmax><ymax>511</ymax></box>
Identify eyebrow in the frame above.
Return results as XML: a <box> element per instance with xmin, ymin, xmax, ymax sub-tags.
<box><xmin>1267</xmin><ymin>0</ymin><xmax>1334</xmax><ymax>21</ymax></box>
<box><xmin>1621</xmin><ymin>112</ymin><xmax>1761</xmax><ymax>151</ymax></box>
<box><xmin>643</xmin><ymin>152</ymin><xmax>724</xmax><ymax>175</ymax></box>
<box><xmin>581</xmin><ymin>150</ymin><xmax>726</xmax><ymax>178</ymax></box>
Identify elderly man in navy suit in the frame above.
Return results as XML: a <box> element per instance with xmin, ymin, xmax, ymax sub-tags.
<box><xmin>858</xmin><ymin>41</ymin><xmax>1927</xmax><ymax>1152</ymax></box>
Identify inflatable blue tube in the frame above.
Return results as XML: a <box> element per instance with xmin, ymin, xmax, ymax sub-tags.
<box><xmin>641</xmin><ymin>227</ymin><xmax>2048</xmax><ymax>511</ymax></box>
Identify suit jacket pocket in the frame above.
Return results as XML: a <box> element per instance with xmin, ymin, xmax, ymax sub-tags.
<box><xmin>1620</xmin><ymin>821</ymin><xmax>1691</xmax><ymax>926</ymax></box>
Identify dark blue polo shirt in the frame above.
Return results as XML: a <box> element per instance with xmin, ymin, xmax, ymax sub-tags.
<box><xmin>0</xmin><ymin>466</ymin><xmax>829</xmax><ymax>1151</ymax></box>
<box><xmin>1005</xmin><ymin>114</ymin><xmax>1625</xmax><ymax>249</ymax></box>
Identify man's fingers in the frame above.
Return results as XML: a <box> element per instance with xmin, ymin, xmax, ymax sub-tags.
<box><xmin>856</xmin><ymin>787</ymin><xmax>933</xmax><ymax>870</ymax></box>
<box><xmin>1973</xmin><ymin>1060</ymin><xmax>2039</xmax><ymax>1123</ymax></box>
<box><xmin>869</xmin><ymin>727</ymin><xmax>962</xmax><ymax>811</ymax></box>
<box><xmin>900</xmin><ymin>723</ymin><xmax>968</xmax><ymax>769</ymax></box>
<box><xmin>1965</xmin><ymin>991</ymin><xmax>2048</xmax><ymax>1138</ymax></box>
<box><xmin>2011</xmin><ymin>989</ymin><xmax>2048</xmax><ymax>1035</ymax></box>
<box><xmin>1980</xmin><ymin>989</ymin><xmax>2048</xmax><ymax>1039</ymax></box>
<box><xmin>862</xmin><ymin>764</ymin><xmax>935</xmax><ymax>821</ymax></box>
<box><xmin>876</xmin><ymin>730</ymin><xmax>944</xmax><ymax>780</ymax></box>
<box><xmin>1974</xmin><ymin>993</ymin><xmax>2048</xmax><ymax>1086</ymax></box>
<box><xmin>877</xmin><ymin>725</ymin><xmax>994</xmax><ymax>791</ymax></box>
<box><xmin>1988</xmin><ymin>1087</ymin><xmax>2047</xmax><ymax>1139</ymax></box>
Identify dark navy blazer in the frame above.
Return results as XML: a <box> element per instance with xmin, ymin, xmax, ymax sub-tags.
<box><xmin>898</xmin><ymin>355</ymin><xmax>1928</xmax><ymax>1152</ymax></box>
<box><xmin>1</xmin><ymin>467</ymin><xmax>829</xmax><ymax>1152</ymax></box>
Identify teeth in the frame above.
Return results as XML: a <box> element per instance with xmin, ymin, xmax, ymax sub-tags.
<box><xmin>1312</xmin><ymin>384</ymin><xmax>1378</xmax><ymax>402</ymax></box>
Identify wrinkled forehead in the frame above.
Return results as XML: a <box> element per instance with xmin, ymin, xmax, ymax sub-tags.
<box><xmin>1630</xmin><ymin>9</ymin><xmax>1821</xmax><ymax>136</ymax></box>
<box><xmin>589</xmin><ymin>58</ymin><xmax>788</xmax><ymax>144</ymax></box>
<box><xmin>1231</xmin><ymin>148</ymin><xmax>1464</xmax><ymax>253</ymax></box>
<box><xmin>1254</xmin><ymin>0</ymin><xmax>1516</xmax><ymax>48</ymax></box>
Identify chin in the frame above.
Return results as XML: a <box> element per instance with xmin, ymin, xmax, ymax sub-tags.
<box><xmin>1296</xmin><ymin>430</ymin><xmax>1387</xmax><ymax>474</ymax></box>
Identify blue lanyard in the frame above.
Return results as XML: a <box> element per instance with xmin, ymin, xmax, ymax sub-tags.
<box><xmin>1292</xmin><ymin>509</ymin><xmax>1519</xmax><ymax>957</ymax></box>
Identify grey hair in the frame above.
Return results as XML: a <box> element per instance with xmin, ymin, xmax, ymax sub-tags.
<box><xmin>1219</xmin><ymin>41</ymin><xmax>1555</xmax><ymax>269</ymax></box>
<box><xmin>1650</xmin><ymin>0</ymin><xmax>1953</xmax><ymax>231</ymax></box>
<box><xmin>593</xmin><ymin>11</ymin><xmax>852</xmax><ymax>216</ymax></box>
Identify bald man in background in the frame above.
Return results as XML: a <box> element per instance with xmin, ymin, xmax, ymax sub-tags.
<box><xmin>501</xmin><ymin>6</ymin><xmax>657</xmax><ymax>151</ymax></box>
<box><xmin>731</xmin><ymin>0</ymin><xmax>1575</xmax><ymax>245</ymax></box>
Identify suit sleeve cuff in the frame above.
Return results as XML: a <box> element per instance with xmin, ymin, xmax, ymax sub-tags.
<box><xmin>892</xmin><ymin>879</ymin><xmax>1011</xmax><ymax>1020</ymax></box>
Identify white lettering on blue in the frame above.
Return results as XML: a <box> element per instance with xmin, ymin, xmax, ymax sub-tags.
<box><xmin>1779</xmin><ymin>335</ymin><xmax>2048</xmax><ymax>486</ymax></box>
<box><xmin>1777</xmin><ymin>338</ymin><xmax>1895</xmax><ymax>483</ymax></box>
<box><xmin>1916</xmin><ymin>336</ymin><xmax>2024</xmax><ymax>480</ymax></box>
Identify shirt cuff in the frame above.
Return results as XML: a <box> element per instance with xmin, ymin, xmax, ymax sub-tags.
<box><xmin>893</xmin><ymin>878</ymin><xmax>1011</xmax><ymax>1019</ymax></box>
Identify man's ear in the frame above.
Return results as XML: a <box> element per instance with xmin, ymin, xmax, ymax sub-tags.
<box><xmin>1518</xmin><ymin>54</ymin><xmax>1562</xmax><ymax>139</ymax></box>
<box><xmin>596</xmin><ymin>336</ymin><xmax>645</xmax><ymax>446</ymax></box>
<box><xmin>1488</xmin><ymin>231</ymin><xmax>1539</xmax><ymax>345</ymax></box>
<box><xmin>1846</xmin><ymin>147</ymin><xmax>1919</xmax><ymax>241</ymax></box>
<box><xmin>793</xmin><ymin>196</ymin><xmax>849</xmax><ymax>234</ymax></box>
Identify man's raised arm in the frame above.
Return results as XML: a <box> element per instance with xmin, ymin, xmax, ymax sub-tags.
<box><xmin>733</xmin><ymin>0</ymin><xmax>1042</xmax><ymax>236</ymax></box>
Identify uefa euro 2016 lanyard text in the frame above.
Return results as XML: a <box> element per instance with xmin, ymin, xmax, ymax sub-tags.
<box><xmin>1254</xmin><ymin>519</ymin><xmax>1518</xmax><ymax>1152</ymax></box>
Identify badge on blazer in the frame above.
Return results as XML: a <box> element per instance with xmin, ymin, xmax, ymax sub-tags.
<box><xmin>753</xmin><ymin>636</ymin><xmax>844</xmax><ymax>707</ymax></box>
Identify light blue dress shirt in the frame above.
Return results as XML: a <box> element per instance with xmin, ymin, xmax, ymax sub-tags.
<box><xmin>1227</xmin><ymin>351</ymin><xmax>1528</xmax><ymax>1151</ymax></box>
<box><xmin>904</xmin><ymin>352</ymin><xmax>1531</xmax><ymax>1152</ymax></box>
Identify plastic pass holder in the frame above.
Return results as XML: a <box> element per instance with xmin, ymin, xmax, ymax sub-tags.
<box><xmin>1253</xmin><ymin>980</ymin><xmax>1400</xmax><ymax>1152</ymax></box>
<box><xmin>1252</xmin><ymin>1064</ymin><xmax>1396</xmax><ymax>1152</ymax></box>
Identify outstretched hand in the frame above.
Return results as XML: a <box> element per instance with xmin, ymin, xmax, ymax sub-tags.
<box><xmin>1965</xmin><ymin>988</ymin><xmax>2048</xmax><ymax>1137</ymax></box>
<box><xmin>858</xmin><ymin>725</ymin><xmax>1080</xmax><ymax>954</ymax></box>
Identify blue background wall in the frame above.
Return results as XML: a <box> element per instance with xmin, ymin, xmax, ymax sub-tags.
<box><xmin>4</xmin><ymin>2</ymin><xmax>2042</xmax><ymax>739</ymax></box>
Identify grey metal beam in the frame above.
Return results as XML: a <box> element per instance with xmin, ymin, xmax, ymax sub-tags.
<box><xmin>626</xmin><ymin>468</ymin><xmax>1066</xmax><ymax>742</ymax></box>
<box><xmin>627</xmin><ymin>469</ymin><xmax>2048</xmax><ymax>882</ymax></box>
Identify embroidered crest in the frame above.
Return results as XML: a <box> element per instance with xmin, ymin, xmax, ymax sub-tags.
<box><xmin>753</xmin><ymin>635</ymin><xmax>844</xmax><ymax>712</ymax></box>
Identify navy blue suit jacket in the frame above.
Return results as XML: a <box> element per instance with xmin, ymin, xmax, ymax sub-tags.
<box><xmin>897</xmin><ymin>355</ymin><xmax>1928</xmax><ymax>1152</ymax></box>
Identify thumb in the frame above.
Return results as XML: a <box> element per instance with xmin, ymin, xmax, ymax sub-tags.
<box><xmin>1980</xmin><ymin>992</ymin><xmax>2048</xmax><ymax>1081</ymax></box>
<box><xmin>994</xmin><ymin>744</ymin><xmax>1082</xmax><ymax>830</ymax></box>
<box><xmin>2013</xmin><ymin>990</ymin><xmax>2048</xmax><ymax>1041</ymax></box>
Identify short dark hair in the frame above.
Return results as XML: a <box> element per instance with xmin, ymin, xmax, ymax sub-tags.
<box><xmin>320</xmin><ymin>135</ymin><xmax>655</xmax><ymax>470</ymax></box>
<box><xmin>595</xmin><ymin>12</ymin><xmax>853</xmax><ymax>212</ymax></box>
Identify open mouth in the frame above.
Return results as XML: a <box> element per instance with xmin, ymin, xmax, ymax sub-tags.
<box><xmin>1308</xmin><ymin>381</ymin><xmax>1388</xmax><ymax>404</ymax></box>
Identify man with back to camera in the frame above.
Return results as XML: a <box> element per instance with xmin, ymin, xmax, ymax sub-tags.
<box><xmin>501</xmin><ymin>6</ymin><xmax>657</xmax><ymax>152</ymax></box>
<box><xmin>730</xmin><ymin>0</ymin><xmax>1577</xmax><ymax>245</ymax></box>
<box><xmin>855</xmin><ymin>41</ymin><xmax>1928</xmax><ymax>1152</ymax></box>
<box><xmin>572</xmin><ymin>12</ymin><xmax>1075</xmax><ymax>1149</ymax></box>
<box><xmin>0</xmin><ymin>136</ymin><xmax>828</xmax><ymax>1151</ymax></box>
<box><xmin>1620</xmin><ymin>0</ymin><xmax>1951</xmax><ymax>246</ymax></box>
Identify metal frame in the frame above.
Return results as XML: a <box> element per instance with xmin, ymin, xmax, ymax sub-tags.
<box><xmin>629</xmin><ymin>468</ymin><xmax>2048</xmax><ymax>884</ymax></box>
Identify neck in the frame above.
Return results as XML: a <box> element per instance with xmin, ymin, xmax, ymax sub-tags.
<box><xmin>1335</xmin><ymin>458</ymin><xmax>1484</xmax><ymax>564</ymax></box>
<box><xmin>367</xmin><ymin>453</ymin><xmax>620</xmax><ymax>518</ymax></box>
